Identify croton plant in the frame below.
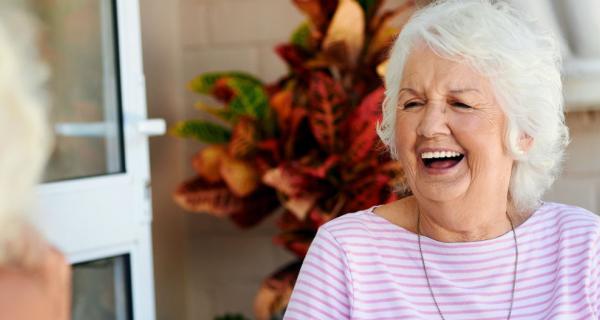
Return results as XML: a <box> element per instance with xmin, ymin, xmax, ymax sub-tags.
<box><xmin>172</xmin><ymin>0</ymin><xmax>415</xmax><ymax>318</ymax></box>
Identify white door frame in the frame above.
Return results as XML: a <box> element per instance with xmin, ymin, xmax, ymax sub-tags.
<box><xmin>33</xmin><ymin>1</ymin><xmax>156</xmax><ymax>319</ymax></box>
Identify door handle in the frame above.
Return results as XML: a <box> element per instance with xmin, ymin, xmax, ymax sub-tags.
<box><xmin>136</xmin><ymin>118</ymin><xmax>166</xmax><ymax>136</ymax></box>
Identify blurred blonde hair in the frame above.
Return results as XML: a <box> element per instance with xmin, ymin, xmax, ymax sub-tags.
<box><xmin>0</xmin><ymin>4</ymin><xmax>52</xmax><ymax>264</ymax></box>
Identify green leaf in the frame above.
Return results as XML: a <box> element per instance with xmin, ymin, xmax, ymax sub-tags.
<box><xmin>226</xmin><ymin>77</ymin><xmax>270</xmax><ymax>120</ymax></box>
<box><xmin>290</xmin><ymin>21</ymin><xmax>312</xmax><ymax>51</ymax></box>
<box><xmin>194</xmin><ymin>102</ymin><xmax>235</xmax><ymax>122</ymax></box>
<box><xmin>171</xmin><ymin>120</ymin><xmax>231</xmax><ymax>143</ymax></box>
<box><xmin>188</xmin><ymin>72</ymin><xmax>262</xmax><ymax>94</ymax></box>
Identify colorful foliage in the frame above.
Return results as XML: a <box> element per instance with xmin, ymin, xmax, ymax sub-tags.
<box><xmin>173</xmin><ymin>1</ymin><xmax>416</xmax><ymax>319</ymax></box>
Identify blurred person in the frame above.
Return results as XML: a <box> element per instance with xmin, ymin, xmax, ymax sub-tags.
<box><xmin>0</xmin><ymin>5</ymin><xmax>71</xmax><ymax>320</ymax></box>
<box><xmin>285</xmin><ymin>1</ymin><xmax>600</xmax><ymax>319</ymax></box>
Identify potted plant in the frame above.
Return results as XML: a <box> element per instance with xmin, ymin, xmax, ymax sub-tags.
<box><xmin>172</xmin><ymin>1</ymin><xmax>415</xmax><ymax>318</ymax></box>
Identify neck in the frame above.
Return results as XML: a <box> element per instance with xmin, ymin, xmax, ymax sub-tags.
<box><xmin>414</xmin><ymin>198</ymin><xmax>515</xmax><ymax>242</ymax></box>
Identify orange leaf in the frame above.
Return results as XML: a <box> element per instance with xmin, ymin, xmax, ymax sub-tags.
<box><xmin>191</xmin><ymin>144</ymin><xmax>227</xmax><ymax>182</ymax></box>
<box><xmin>292</xmin><ymin>0</ymin><xmax>328</xmax><ymax>29</ymax></box>
<box><xmin>228</xmin><ymin>116</ymin><xmax>258</xmax><ymax>158</ymax></box>
<box><xmin>220</xmin><ymin>156</ymin><xmax>260</xmax><ymax>197</ymax></box>
<box><xmin>270</xmin><ymin>89</ymin><xmax>293</xmax><ymax>130</ymax></box>
<box><xmin>367</xmin><ymin>1</ymin><xmax>416</xmax><ymax>62</ymax></box>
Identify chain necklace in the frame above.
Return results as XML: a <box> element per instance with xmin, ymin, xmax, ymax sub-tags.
<box><xmin>416</xmin><ymin>211</ymin><xmax>519</xmax><ymax>320</ymax></box>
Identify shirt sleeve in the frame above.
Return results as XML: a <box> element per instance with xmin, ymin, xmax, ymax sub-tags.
<box><xmin>283</xmin><ymin>226</ymin><xmax>353</xmax><ymax>320</ymax></box>
<box><xmin>594</xmin><ymin>233</ymin><xmax>600</xmax><ymax>319</ymax></box>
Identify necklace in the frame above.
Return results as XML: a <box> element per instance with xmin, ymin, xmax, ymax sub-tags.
<box><xmin>416</xmin><ymin>211</ymin><xmax>519</xmax><ymax>320</ymax></box>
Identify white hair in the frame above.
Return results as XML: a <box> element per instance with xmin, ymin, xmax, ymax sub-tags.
<box><xmin>0</xmin><ymin>5</ymin><xmax>51</xmax><ymax>263</ymax></box>
<box><xmin>377</xmin><ymin>0</ymin><xmax>569</xmax><ymax>213</ymax></box>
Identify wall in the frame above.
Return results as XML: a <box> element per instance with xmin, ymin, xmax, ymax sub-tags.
<box><xmin>545</xmin><ymin>111</ymin><xmax>600</xmax><ymax>213</ymax></box>
<box><xmin>140</xmin><ymin>1</ymin><xmax>600</xmax><ymax>319</ymax></box>
<box><xmin>140</xmin><ymin>1</ymin><xmax>189</xmax><ymax>319</ymax></box>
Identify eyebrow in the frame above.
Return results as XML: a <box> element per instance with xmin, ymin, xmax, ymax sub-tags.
<box><xmin>399</xmin><ymin>88</ymin><xmax>419</xmax><ymax>95</ymax></box>
<box><xmin>449</xmin><ymin>88</ymin><xmax>481</xmax><ymax>94</ymax></box>
<box><xmin>398</xmin><ymin>88</ymin><xmax>481</xmax><ymax>95</ymax></box>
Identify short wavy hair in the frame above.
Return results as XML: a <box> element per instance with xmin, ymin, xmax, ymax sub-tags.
<box><xmin>377</xmin><ymin>0</ymin><xmax>569</xmax><ymax>212</ymax></box>
<box><xmin>0</xmin><ymin>5</ymin><xmax>51</xmax><ymax>263</ymax></box>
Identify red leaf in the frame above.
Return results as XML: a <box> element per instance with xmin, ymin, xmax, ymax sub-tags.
<box><xmin>307</xmin><ymin>72</ymin><xmax>347</xmax><ymax>153</ymax></box>
<box><xmin>173</xmin><ymin>176</ymin><xmax>242</xmax><ymax>216</ymax></box>
<box><xmin>342</xmin><ymin>163</ymin><xmax>396</xmax><ymax>212</ymax></box>
<box><xmin>273</xmin><ymin>229</ymin><xmax>314</xmax><ymax>258</ymax></box>
<box><xmin>276</xmin><ymin>44</ymin><xmax>310</xmax><ymax>72</ymax></box>
<box><xmin>344</xmin><ymin>87</ymin><xmax>385</xmax><ymax>163</ymax></box>
<box><xmin>262</xmin><ymin>165</ymin><xmax>314</xmax><ymax>197</ymax></box>
<box><xmin>212</xmin><ymin>78</ymin><xmax>235</xmax><ymax>103</ymax></box>
<box><xmin>284</xmin><ymin>107</ymin><xmax>308</xmax><ymax>158</ymax></box>
<box><xmin>228</xmin><ymin>187</ymin><xmax>280</xmax><ymax>228</ymax></box>
<box><xmin>297</xmin><ymin>155</ymin><xmax>340</xmax><ymax>179</ymax></box>
<box><xmin>276</xmin><ymin>210</ymin><xmax>311</xmax><ymax>230</ymax></box>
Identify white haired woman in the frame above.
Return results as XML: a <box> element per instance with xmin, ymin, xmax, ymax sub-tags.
<box><xmin>284</xmin><ymin>0</ymin><xmax>599</xmax><ymax>319</ymax></box>
<box><xmin>0</xmin><ymin>7</ymin><xmax>70</xmax><ymax>320</ymax></box>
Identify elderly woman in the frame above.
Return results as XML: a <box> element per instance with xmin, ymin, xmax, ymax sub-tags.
<box><xmin>0</xmin><ymin>6</ymin><xmax>70</xmax><ymax>320</ymax></box>
<box><xmin>284</xmin><ymin>0</ymin><xmax>599</xmax><ymax>319</ymax></box>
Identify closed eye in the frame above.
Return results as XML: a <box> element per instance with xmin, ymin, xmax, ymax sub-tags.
<box><xmin>403</xmin><ymin>101</ymin><xmax>423</xmax><ymax>109</ymax></box>
<box><xmin>451</xmin><ymin>101</ymin><xmax>471</xmax><ymax>109</ymax></box>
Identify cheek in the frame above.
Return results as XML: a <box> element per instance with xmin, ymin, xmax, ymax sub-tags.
<box><xmin>450</xmin><ymin>113</ymin><xmax>505</xmax><ymax>149</ymax></box>
<box><xmin>394</xmin><ymin>115</ymin><xmax>419</xmax><ymax>154</ymax></box>
<box><xmin>449</xmin><ymin>112</ymin><xmax>509</xmax><ymax>167</ymax></box>
<box><xmin>393</xmin><ymin>117</ymin><xmax>420</xmax><ymax>180</ymax></box>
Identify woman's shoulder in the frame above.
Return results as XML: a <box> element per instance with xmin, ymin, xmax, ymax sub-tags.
<box><xmin>320</xmin><ymin>206</ymin><xmax>378</xmax><ymax>234</ymax></box>
<box><xmin>540</xmin><ymin>202</ymin><xmax>599</xmax><ymax>221</ymax></box>
<box><xmin>319</xmin><ymin>198</ymin><xmax>414</xmax><ymax>241</ymax></box>
<box><xmin>537</xmin><ymin>201</ymin><xmax>600</xmax><ymax>236</ymax></box>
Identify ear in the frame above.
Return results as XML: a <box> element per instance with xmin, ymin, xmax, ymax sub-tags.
<box><xmin>518</xmin><ymin>133</ymin><xmax>533</xmax><ymax>154</ymax></box>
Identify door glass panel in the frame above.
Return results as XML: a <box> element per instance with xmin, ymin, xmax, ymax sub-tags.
<box><xmin>29</xmin><ymin>0</ymin><xmax>124</xmax><ymax>182</ymax></box>
<box><xmin>72</xmin><ymin>255</ymin><xmax>133</xmax><ymax>320</ymax></box>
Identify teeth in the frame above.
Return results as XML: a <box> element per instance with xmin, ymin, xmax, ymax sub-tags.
<box><xmin>421</xmin><ymin>151</ymin><xmax>462</xmax><ymax>159</ymax></box>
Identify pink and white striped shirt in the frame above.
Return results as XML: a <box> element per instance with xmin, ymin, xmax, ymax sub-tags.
<box><xmin>284</xmin><ymin>202</ymin><xmax>600</xmax><ymax>319</ymax></box>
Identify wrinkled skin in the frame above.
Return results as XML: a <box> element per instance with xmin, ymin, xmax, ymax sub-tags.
<box><xmin>375</xmin><ymin>44</ymin><xmax>532</xmax><ymax>242</ymax></box>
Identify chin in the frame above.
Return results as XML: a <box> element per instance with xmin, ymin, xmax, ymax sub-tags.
<box><xmin>411</xmin><ymin>176</ymin><xmax>471</xmax><ymax>203</ymax></box>
<box><xmin>409</xmin><ymin>171</ymin><xmax>471</xmax><ymax>202</ymax></box>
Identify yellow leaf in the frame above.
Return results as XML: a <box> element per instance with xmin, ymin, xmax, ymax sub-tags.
<box><xmin>377</xmin><ymin>59</ymin><xmax>388</xmax><ymax>77</ymax></box>
<box><xmin>284</xmin><ymin>194</ymin><xmax>318</xmax><ymax>221</ymax></box>
<box><xmin>220</xmin><ymin>156</ymin><xmax>260</xmax><ymax>197</ymax></box>
<box><xmin>323</xmin><ymin>0</ymin><xmax>365</xmax><ymax>67</ymax></box>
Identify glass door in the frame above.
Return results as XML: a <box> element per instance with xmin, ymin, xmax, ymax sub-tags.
<box><xmin>27</xmin><ymin>1</ymin><xmax>162</xmax><ymax>319</ymax></box>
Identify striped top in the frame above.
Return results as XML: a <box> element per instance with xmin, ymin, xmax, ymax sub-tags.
<box><xmin>284</xmin><ymin>202</ymin><xmax>600</xmax><ymax>320</ymax></box>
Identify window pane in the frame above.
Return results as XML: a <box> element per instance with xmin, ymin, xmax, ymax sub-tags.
<box><xmin>72</xmin><ymin>255</ymin><xmax>133</xmax><ymax>320</ymax></box>
<box><xmin>30</xmin><ymin>0</ymin><xmax>124</xmax><ymax>182</ymax></box>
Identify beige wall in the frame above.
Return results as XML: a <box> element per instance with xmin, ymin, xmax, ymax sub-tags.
<box><xmin>140</xmin><ymin>1</ymin><xmax>188</xmax><ymax>319</ymax></box>
<box><xmin>141</xmin><ymin>1</ymin><xmax>600</xmax><ymax>319</ymax></box>
<box><xmin>545</xmin><ymin>111</ymin><xmax>600</xmax><ymax>212</ymax></box>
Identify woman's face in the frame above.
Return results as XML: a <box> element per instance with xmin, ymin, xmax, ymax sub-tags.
<box><xmin>395</xmin><ymin>45</ymin><xmax>514</xmax><ymax>204</ymax></box>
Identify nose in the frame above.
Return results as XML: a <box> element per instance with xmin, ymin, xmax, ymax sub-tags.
<box><xmin>416</xmin><ymin>103</ymin><xmax>451</xmax><ymax>138</ymax></box>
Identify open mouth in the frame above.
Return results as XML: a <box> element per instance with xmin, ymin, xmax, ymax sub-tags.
<box><xmin>421</xmin><ymin>151</ymin><xmax>464</xmax><ymax>169</ymax></box>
